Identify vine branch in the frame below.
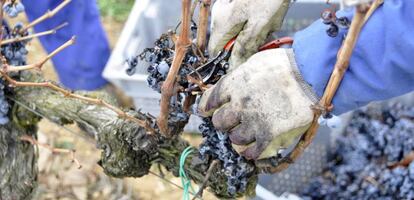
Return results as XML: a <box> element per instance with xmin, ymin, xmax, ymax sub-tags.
<box><xmin>196</xmin><ymin>0</ymin><xmax>211</xmax><ymax>53</ymax></box>
<box><xmin>2</xmin><ymin>36</ymin><xmax>75</xmax><ymax>72</ymax></box>
<box><xmin>1</xmin><ymin>71</ymin><xmax>155</xmax><ymax>134</ymax></box>
<box><xmin>1</xmin><ymin>22</ymin><xmax>68</xmax><ymax>45</ymax></box>
<box><xmin>21</xmin><ymin>0</ymin><xmax>72</xmax><ymax>33</ymax></box>
<box><xmin>192</xmin><ymin>160</ymin><xmax>219</xmax><ymax>200</ymax></box>
<box><xmin>0</xmin><ymin>35</ymin><xmax>155</xmax><ymax>134</ymax></box>
<box><xmin>158</xmin><ymin>0</ymin><xmax>192</xmax><ymax>136</ymax></box>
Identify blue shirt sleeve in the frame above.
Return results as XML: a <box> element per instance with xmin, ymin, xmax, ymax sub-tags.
<box><xmin>22</xmin><ymin>0</ymin><xmax>110</xmax><ymax>90</ymax></box>
<box><xmin>293</xmin><ymin>0</ymin><xmax>414</xmax><ymax>115</ymax></box>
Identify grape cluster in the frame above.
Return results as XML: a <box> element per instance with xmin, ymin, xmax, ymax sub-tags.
<box><xmin>126</xmin><ymin>34</ymin><xmax>172</xmax><ymax>91</ymax></box>
<box><xmin>321</xmin><ymin>9</ymin><xmax>350</xmax><ymax>38</ymax></box>
<box><xmin>2</xmin><ymin>22</ymin><xmax>29</xmax><ymax>66</ymax></box>
<box><xmin>301</xmin><ymin>104</ymin><xmax>414</xmax><ymax>199</ymax></box>
<box><xmin>132</xmin><ymin>34</ymin><xmax>201</xmax><ymax>126</ymax></box>
<box><xmin>3</xmin><ymin>1</ymin><xmax>25</xmax><ymax>18</ymax></box>
<box><xmin>199</xmin><ymin>119</ymin><xmax>255</xmax><ymax>195</ymax></box>
<box><xmin>126</xmin><ymin>34</ymin><xmax>199</xmax><ymax>93</ymax></box>
<box><xmin>0</xmin><ymin>79</ymin><xmax>10</xmax><ymax>125</ymax></box>
<box><xmin>0</xmin><ymin>15</ymin><xmax>30</xmax><ymax>125</ymax></box>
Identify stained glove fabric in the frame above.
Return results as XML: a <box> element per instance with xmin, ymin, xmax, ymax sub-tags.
<box><xmin>294</xmin><ymin>0</ymin><xmax>414</xmax><ymax>114</ymax></box>
<box><xmin>22</xmin><ymin>0</ymin><xmax>110</xmax><ymax>90</ymax></box>
<box><xmin>208</xmin><ymin>0</ymin><xmax>290</xmax><ymax>69</ymax></box>
<box><xmin>198</xmin><ymin>49</ymin><xmax>317</xmax><ymax>160</ymax></box>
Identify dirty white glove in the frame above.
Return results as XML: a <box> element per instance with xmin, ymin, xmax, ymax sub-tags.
<box><xmin>198</xmin><ymin>49</ymin><xmax>318</xmax><ymax>160</ymax></box>
<box><xmin>209</xmin><ymin>0</ymin><xmax>290</xmax><ymax>69</ymax></box>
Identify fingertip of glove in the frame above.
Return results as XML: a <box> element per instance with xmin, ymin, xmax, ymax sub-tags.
<box><xmin>199</xmin><ymin>84</ymin><xmax>229</xmax><ymax>112</ymax></box>
<box><xmin>197</xmin><ymin>99</ymin><xmax>212</xmax><ymax>117</ymax></box>
<box><xmin>197</xmin><ymin>88</ymin><xmax>216</xmax><ymax>117</ymax></box>
<box><xmin>211</xmin><ymin>105</ymin><xmax>240</xmax><ymax>131</ymax></box>
<box><xmin>229</xmin><ymin>124</ymin><xmax>255</xmax><ymax>145</ymax></box>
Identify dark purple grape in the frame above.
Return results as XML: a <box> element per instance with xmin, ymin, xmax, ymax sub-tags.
<box><xmin>326</xmin><ymin>23</ymin><xmax>339</xmax><ymax>37</ymax></box>
<box><xmin>198</xmin><ymin>118</ymin><xmax>255</xmax><ymax>195</ymax></box>
<box><xmin>336</xmin><ymin>17</ymin><xmax>351</xmax><ymax>29</ymax></box>
<box><xmin>321</xmin><ymin>9</ymin><xmax>334</xmax><ymax>25</ymax></box>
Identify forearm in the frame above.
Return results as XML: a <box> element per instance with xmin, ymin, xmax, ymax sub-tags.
<box><xmin>293</xmin><ymin>0</ymin><xmax>414</xmax><ymax>114</ymax></box>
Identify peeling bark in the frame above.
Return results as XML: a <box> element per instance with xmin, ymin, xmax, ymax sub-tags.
<box><xmin>0</xmin><ymin>102</ymin><xmax>40</xmax><ymax>200</ymax></box>
<box><xmin>7</xmin><ymin>71</ymin><xmax>257</xmax><ymax>198</ymax></box>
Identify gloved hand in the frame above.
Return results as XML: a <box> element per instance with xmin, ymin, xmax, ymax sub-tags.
<box><xmin>208</xmin><ymin>0</ymin><xmax>290</xmax><ymax>69</ymax></box>
<box><xmin>198</xmin><ymin>49</ymin><xmax>318</xmax><ymax>160</ymax></box>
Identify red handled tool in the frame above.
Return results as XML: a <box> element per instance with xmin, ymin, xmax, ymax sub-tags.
<box><xmin>258</xmin><ymin>37</ymin><xmax>294</xmax><ymax>51</ymax></box>
<box><xmin>188</xmin><ymin>36</ymin><xmax>293</xmax><ymax>86</ymax></box>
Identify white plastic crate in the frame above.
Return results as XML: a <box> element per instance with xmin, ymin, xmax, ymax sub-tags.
<box><xmin>103</xmin><ymin>0</ymin><xmax>182</xmax><ymax>115</ymax></box>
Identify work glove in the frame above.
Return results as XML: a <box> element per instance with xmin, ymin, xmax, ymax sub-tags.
<box><xmin>208</xmin><ymin>0</ymin><xmax>290</xmax><ymax>69</ymax></box>
<box><xmin>198</xmin><ymin>49</ymin><xmax>318</xmax><ymax>160</ymax></box>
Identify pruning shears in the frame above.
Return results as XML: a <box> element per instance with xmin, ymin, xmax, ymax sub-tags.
<box><xmin>189</xmin><ymin>36</ymin><xmax>293</xmax><ymax>86</ymax></box>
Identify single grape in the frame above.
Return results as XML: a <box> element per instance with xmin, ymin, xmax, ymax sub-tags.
<box><xmin>157</xmin><ymin>61</ymin><xmax>169</xmax><ymax>76</ymax></box>
<box><xmin>326</xmin><ymin>23</ymin><xmax>339</xmax><ymax>37</ymax></box>
<box><xmin>337</xmin><ymin>17</ymin><xmax>351</xmax><ymax>29</ymax></box>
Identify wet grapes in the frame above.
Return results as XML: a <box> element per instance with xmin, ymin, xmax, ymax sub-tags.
<box><xmin>302</xmin><ymin>104</ymin><xmax>414</xmax><ymax>199</ymax></box>
<box><xmin>199</xmin><ymin>119</ymin><xmax>255</xmax><ymax>195</ymax></box>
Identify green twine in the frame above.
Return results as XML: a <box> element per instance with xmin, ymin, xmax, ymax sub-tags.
<box><xmin>180</xmin><ymin>146</ymin><xmax>196</xmax><ymax>200</ymax></box>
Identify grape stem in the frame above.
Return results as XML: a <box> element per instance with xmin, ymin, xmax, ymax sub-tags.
<box><xmin>157</xmin><ymin>0</ymin><xmax>193</xmax><ymax>136</ymax></box>
<box><xmin>1</xmin><ymin>36</ymin><xmax>75</xmax><ymax>72</ymax></box>
<box><xmin>196</xmin><ymin>0</ymin><xmax>211</xmax><ymax>53</ymax></box>
<box><xmin>20</xmin><ymin>0</ymin><xmax>72</xmax><ymax>34</ymax></box>
<box><xmin>190</xmin><ymin>0</ymin><xmax>200</xmax><ymax>21</ymax></box>
<box><xmin>20</xmin><ymin>135</ymin><xmax>82</xmax><ymax>169</ymax></box>
<box><xmin>388</xmin><ymin>151</ymin><xmax>414</xmax><ymax>169</ymax></box>
<box><xmin>192</xmin><ymin>160</ymin><xmax>219</xmax><ymax>200</ymax></box>
<box><xmin>1</xmin><ymin>22</ymin><xmax>69</xmax><ymax>45</ymax></box>
<box><xmin>259</xmin><ymin>0</ymin><xmax>384</xmax><ymax>173</ymax></box>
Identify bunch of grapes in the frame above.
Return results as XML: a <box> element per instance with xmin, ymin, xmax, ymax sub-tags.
<box><xmin>126</xmin><ymin>34</ymin><xmax>199</xmax><ymax>93</ymax></box>
<box><xmin>199</xmin><ymin>118</ymin><xmax>256</xmax><ymax>195</ymax></box>
<box><xmin>126</xmin><ymin>34</ymin><xmax>201</xmax><ymax>127</ymax></box>
<box><xmin>127</xmin><ymin>31</ymin><xmax>256</xmax><ymax>195</ymax></box>
<box><xmin>301</xmin><ymin>103</ymin><xmax>414</xmax><ymax>199</ymax></box>
<box><xmin>2</xmin><ymin>21</ymin><xmax>29</xmax><ymax>66</ymax></box>
<box><xmin>0</xmin><ymin>4</ymin><xmax>30</xmax><ymax>125</ymax></box>
<box><xmin>321</xmin><ymin>8</ymin><xmax>350</xmax><ymax>38</ymax></box>
<box><xmin>0</xmin><ymin>79</ymin><xmax>9</xmax><ymax>124</ymax></box>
